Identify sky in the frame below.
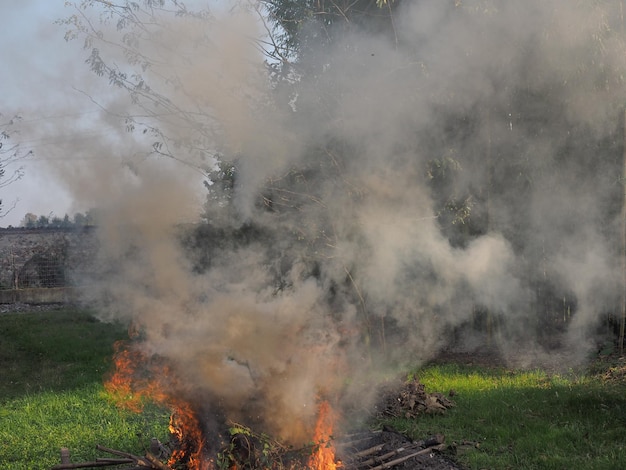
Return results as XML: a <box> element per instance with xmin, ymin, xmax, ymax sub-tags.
<box><xmin>0</xmin><ymin>0</ymin><xmax>218</xmax><ymax>227</ymax></box>
<box><xmin>0</xmin><ymin>0</ymin><xmax>87</xmax><ymax>226</ymax></box>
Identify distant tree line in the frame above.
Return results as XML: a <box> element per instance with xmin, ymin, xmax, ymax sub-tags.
<box><xmin>19</xmin><ymin>211</ymin><xmax>97</xmax><ymax>229</ymax></box>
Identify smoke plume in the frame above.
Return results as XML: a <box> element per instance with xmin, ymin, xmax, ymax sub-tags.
<box><xmin>31</xmin><ymin>0</ymin><xmax>626</xmax><ymax>443</ymax></box>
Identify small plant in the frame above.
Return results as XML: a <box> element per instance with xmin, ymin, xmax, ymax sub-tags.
<box><xmin>217</xmin><ymin>423</ymin><xmax>306</xmax><ymax>470</ymax></box>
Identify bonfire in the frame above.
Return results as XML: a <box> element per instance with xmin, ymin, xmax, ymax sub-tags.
<box><xmin>51</xmin><ymin>339</ymin><xmax>460</xmax><ymax>470</ymax></box>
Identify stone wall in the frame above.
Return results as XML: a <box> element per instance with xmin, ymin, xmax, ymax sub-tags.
<box><xmin>0</xmin><ymin>227</ymin><xmax>99</xmax><ymax>291</ymax></box>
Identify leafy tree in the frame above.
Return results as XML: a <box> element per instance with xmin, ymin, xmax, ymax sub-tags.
<box><xmin>59</xmin><ymin>0</ymin><xmax>626</xmax><ymax>355</ymax></box>
<box><xmin>36</xmin><ymin>215</ymin><xmax>50</xmax><ymax>228</ymax></box>
<box><xmin>262</xmin><ymin>0</ymin><xmax>626</xmax><ymax>348</ymax></box>
<box><xmin>261</xmin><ymin>0</ymin><xmax>399</xmax><ymax>61</ymax></box>
<box><xmin>57</xmin><ymin>1</ymin><xmax>227</xmax><ymax>183</ymax></box>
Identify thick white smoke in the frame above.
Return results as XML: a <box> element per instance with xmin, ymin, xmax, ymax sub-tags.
<box><xmin>28</xmin><ymin>0</ymin><xmax>626</xmax><ymax>442</ymax></box>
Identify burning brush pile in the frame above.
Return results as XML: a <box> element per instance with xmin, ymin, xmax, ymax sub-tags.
<box><xmin>50</xmin><ymin>341</ymin><xmax>462</xmax><ymax>470</ymax></box>
<box><xmin>50</xmin><ymin>339</ymin><xmax>346</xmax><ymax>470</ymax></box>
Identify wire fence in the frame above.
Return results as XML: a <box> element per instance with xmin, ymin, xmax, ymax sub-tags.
<box><xmin>0</xmin><ymin>228</ymin><xmax>98</xmax><ymax>296</ymax></box>
<box><xmin>7</xmin><ymin>253</ymin><xmax>68</xmax><ymax>289</ymax></box>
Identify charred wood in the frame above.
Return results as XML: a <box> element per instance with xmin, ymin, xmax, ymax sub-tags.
<box><xmin>338</xmin><ymin>430</ymin><xmax>447</xmax><ymax>470</ymax></box>
<box><xmin>367</xmin><ymin>444</ymin><xmax>446</xmax><ymax>470</ymax></box>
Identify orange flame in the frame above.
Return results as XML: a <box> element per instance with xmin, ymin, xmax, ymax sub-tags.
<box><xmin>106</xmin><ymin>342</ymin><xmax>344</xmax><ymax>470</ymax></box>
<box><xmin>105</xmin><ymin>340</ymin><xmax>209</xmax><ymax>470</ymax></box>
<box><xmin>168</xmin><ymin>399</ymin><xmax>212</xmax><ymax>470</ymax></box>
<box><xmin>104</xmin><ymin>341</ymin><xmax>150</xmax><ymax>413</ymax></box>
<box><xmin>308</xmin><ymin>401</ymin><xmax>341</xmax><ymax>470</ymax></box>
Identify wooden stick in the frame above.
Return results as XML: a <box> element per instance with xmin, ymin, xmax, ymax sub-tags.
<box><xmin>95</xmin><ymin>444</ymin><xmax>135</xmax><ymax>458</ymax></box>
<box><xmin>95</xmin><ymin>458</ymin><xmax>135</xmax><ymax>464</ymax></box>
<box><xmin>341</xmin><ymin>430</ymin><xmax>382</xmax><ymax>440</ymax></box>
<box><xmin>339</xmin><ymin>430</ymin><xmax>382</xmax><ymax>445</ymax></box>
<box><xmin>354</xmin><ymin>443</ymin><xmax>422</xmax><ymax>468</ymax></box>
<box><xmin>51</xmin><ymin>461</ymin><xmax>134</xmax><ymax>469</ymax></box>
<box><xmin>94</xmin><ymin>445</ymin><xmax>153</xmax><ymax>468</ymax></box>
<box><xmin>339</xmin><ymin>435</ymin><xmax>377</xmax><ymax>448</ymax></box>
<box><xmin>145</xmin><ymin>452</ymin><xmax>174</xmax><ymax>470</ymax></box>
<box><xmin>368</xmin><ymin>444</ymin><xmax>446</xmax><ymax>470</ymax></box>
<box><xmin>352</xmin><ymin>443</ymin><xmax>386</xmax><ymax>458</ymax></box>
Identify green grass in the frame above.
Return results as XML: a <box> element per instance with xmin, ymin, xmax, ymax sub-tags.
<box><xmin>377</xmin><ymin>363</ymin><xmax>626</xmax><ymax>470</ymax></box>
<box><xmin>0</xmin><ymin>309</ymin><xmax>127</xmax><ymax>400</ymax></box>
<box><xmin>0</xmin><ymin>309</ymin><xmax>170</xmax><ymax>470</ymax></box>
<box><xmin>3</xmin><ymin>308</ymin><xmax>626</xmax><ymax>469</ymax></box>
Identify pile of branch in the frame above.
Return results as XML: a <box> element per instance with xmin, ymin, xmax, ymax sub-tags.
<box><xmin>376</xmin><ymin>377</ymin><xmax>455</xmax><ymax>418</ymax></box>
<box><xmin>51</xmin><ymin>441</ymin><xmax>172</xmax><ymax>470</ymax></box>
<box><xmin>337</xmin><ymin>430</ymin><xmax>446</xmax><ymax>470</ymax></box>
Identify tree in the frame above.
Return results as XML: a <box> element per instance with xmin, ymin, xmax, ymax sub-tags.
<box><xmin>73</xmin><ymin>212</ymin><xmax>87</xmax><ymax>227</ymax></box>
<box><xmin>36</xmin><ymin>215</ymin><xmax>50</xmax><ymax>228</ymax></box>
<box><xmin>58</xmin><ymin>1</ymin><xmax>236</xmax><ymax>183</ymax></box>
<box><xmin>21</xmin><ymin>212</ymin><xmax>37</xmax><ymax>228</ymax></box>
<box><xmin>0</xmin><ymin>114</ymin><xmax>30</xmax><ymax>218</ymax></box>
<box><xmin>61</xmin><ymin>214</ymin><xmax>73</xmax><ymax>228</ymax></box>
<box><xmin>261</xmin><ymin>0</ymin><xmax>399</xmax><ymax>61</ymax></box>
<box><xmin>60</xmin><ymin>0</ymin><xmax>626</xmax><ymax>361</ymax></box>
<box><xmin>262</xmin><ymin>0</ymin><xmax>626</xmax><ymax>348</ymax></box>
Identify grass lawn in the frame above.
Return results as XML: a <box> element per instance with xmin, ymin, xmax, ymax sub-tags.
<box><xmin>0</xmin><ymin>308</ymin><xmax>170</xmax><ymax>470</ymax></box>
<box><xmin>2</xmin><ymin>307</ymin><xmax>626</xmax><ymax>469</ymax></box>
<box><xmin>376</xmin><ymin>363</ymin><xmax>626</xmax><ymax>470</ymax></box>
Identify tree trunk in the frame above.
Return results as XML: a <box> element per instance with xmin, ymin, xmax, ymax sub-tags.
<box><xmin>485</xmin><ymin>107</ymin><xmax>495</xmax><ymax>344</ymax></box>
<box><xmin>618</xmin><ymin>0</ymin><xmax>626</xmax><ymax>354</ymax></box>
<box><xmin>619</xmin><ymin>110</ymin><xmax>626</xmax><ymax>354</ymax></box>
